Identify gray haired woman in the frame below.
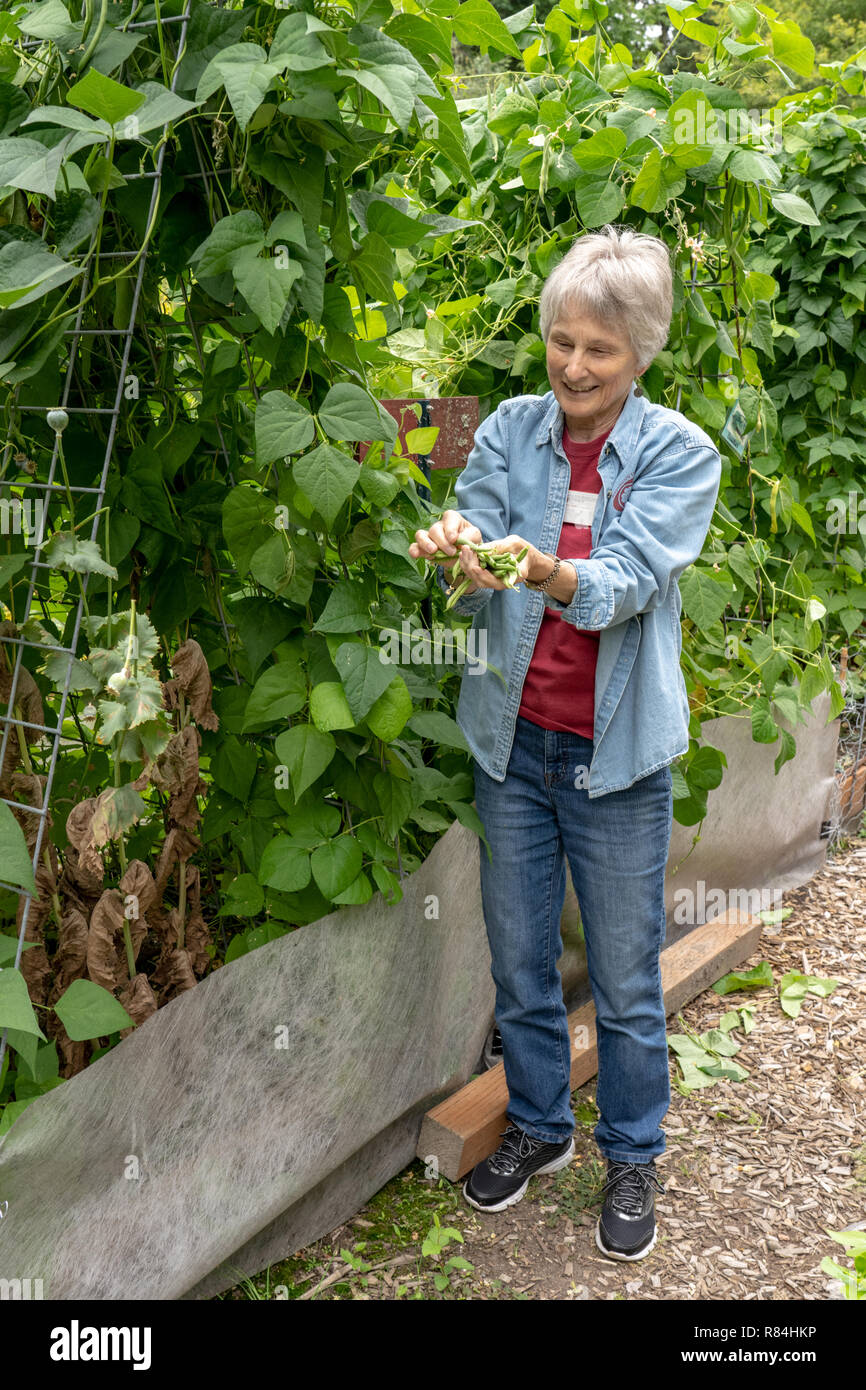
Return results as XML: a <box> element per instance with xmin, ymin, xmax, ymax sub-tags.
<box><xmin>410</xmin><ymin>225</ymin><xmax>722</xmax><ymax>1261</ymax></box>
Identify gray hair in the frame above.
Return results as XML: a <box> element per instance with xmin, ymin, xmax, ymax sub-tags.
<box><xmin>538</xmin><ymin>224</ymin><xmax>673</xmax><ymax>370</ymax></box>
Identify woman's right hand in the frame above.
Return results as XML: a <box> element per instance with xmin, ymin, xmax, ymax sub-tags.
<box><xmin>409</xmin><ymin>510</ymin><xmax>484</xmax><ymax>592</ymax></box>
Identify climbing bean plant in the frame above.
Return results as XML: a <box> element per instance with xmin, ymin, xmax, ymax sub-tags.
<box><xmin>0</xmin><ymin>0</ymin><xmax>863</xmax><ymax>1114</ymax></box>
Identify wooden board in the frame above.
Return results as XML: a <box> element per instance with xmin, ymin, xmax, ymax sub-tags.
<box><xmin>416</xmin><ymin>910</ymin><xmax>764</xmax><ymax>1181</ymax></box>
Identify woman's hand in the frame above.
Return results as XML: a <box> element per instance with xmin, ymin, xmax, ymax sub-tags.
<box><xmin>459</xmin><ymin>535</ymin><xmax>551</xmax><ymax>590</ymax></box>
<box><xmin>409</xmin><ymin>509</ymin><xmax>482</xmax><ymax>559</ymax></box>
<box><xmin>409</xmin><ymin>511</ymin><xmax>485</xmax><ymax>593</ymax></box>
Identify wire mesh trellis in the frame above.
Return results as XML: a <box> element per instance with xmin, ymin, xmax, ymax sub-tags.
<box><xmin>826</xmin><ymin>644</ymin><xmax>866</xmax><ymax>854</ymax></box>
<box><xmin>0</xmin><ymin>1</ymin><xmax>194</xmax><ymax>1076</ymax></box>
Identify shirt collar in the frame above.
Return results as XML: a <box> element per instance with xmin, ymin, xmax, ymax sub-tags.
<box><xmin>535</xmin><ymin>381</ymin><xmax>646</xmax><ymax>466</ymax></box>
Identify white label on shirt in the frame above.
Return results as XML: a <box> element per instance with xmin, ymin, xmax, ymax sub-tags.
<box><xmin>563</xmin><ymin>489</ymin><xmax>599</xmax><ymax>527</ymax></box>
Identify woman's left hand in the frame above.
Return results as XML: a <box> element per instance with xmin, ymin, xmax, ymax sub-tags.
<box><xmin>460</xmin><ymin>535</ymin><xmax>552</xmax><ymax>590</ymax></box>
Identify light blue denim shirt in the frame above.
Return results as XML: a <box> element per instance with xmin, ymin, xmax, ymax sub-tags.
<box><xmin>434</xmin><ymin>381</ymin><xmax>723</xmax><ymax>797</ymax></box>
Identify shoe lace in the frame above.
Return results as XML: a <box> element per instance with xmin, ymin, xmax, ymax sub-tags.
<box><xmin>599</xmin><ymin>1162</ymin><xmax>665</xmax><ymax>1215</ymax></box>
<box><xmin>488</xmin><ymin>1124</ymin><xmax>539</xmax><ymax>1175</ymax></box>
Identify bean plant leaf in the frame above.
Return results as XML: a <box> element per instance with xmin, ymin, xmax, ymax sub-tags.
<box><xmin>407</xmin><ymin>710</ymin><xmax>470</xmax><ymax>751</ymax></box>
<box><xmin>16</xmin><ymin>0</ymin><xmax>75</xmax><ymax>40</ymax></box>
<box><xmin>242</xmin><ymin>661</ymin><xmax>307</xmax><ymax>731</ymax></box>
<box><xmin>372</xmin><ymin>772</ymin><xmax>415</xmax><ymax>838</ymax></box>
<box><xmin>711</xmin><ymin>961</ymin><xmax>775</xmax><ymax>995</ymax></box>
<box><xmin>217</xmin><ymin>873</ymin><xmax>265</xmax><ymax>918</ymax></box>
<box><xmin>248</xmin><ymin>531</ymin><xmax>295</xmax><ymax>595</ymax></box>
<box><xmin>274</xmin><ymin>724</ymin><xmax>336</xmax><ymax>798</ymax></box>
<box><xmin>318</xmin><ymin>382</ymin><xmax>398</xmax><ymax>444</ymax></box>
<box><xmin>257</xmin><ymin>836</ymin><xmax>312</xmax><ymax>892</ymax></box>
<box><xmin>333</xmin><ymin>642</ymin><xmax>396</xmax><ymax>721</ymax></box>
<box><xmin>222</xmin><ymin>485</ymin><xmax>274</xmax><ymax>574</ymax></box>
<box><xmin>255</xmin><ymin>390</ymin><xmax>315</xmax><ymax>464</ymax></box>
<box><xmin>127</xmin><ymin>81</ymin><xmax>197</xmax><ymax>137</ymax></box>
<box><xmin>364</xmin><ymin>673</ymin><xmax>411</xmax><ymax>741</ymax></box>
<box><xmin>89</xmin><ymin>783</ymin><xmax>147</xmax><ymax>843</ymax></box>
<box><xmin>0</xmin><ymin>136</ymin><xmax>71</xmax><ymax>197</ymax></box>
<box><xmin>312</xmin><ymin>579</ymin><xmax>374</xmax><ymax>634</ymax></box>
<box><xmin>770</xmin><ymin>191</ymin><xmax>820</xmax><ymax>226</ymax></box>
<box><xmin>778</xmin><ymin>969</ymin><xmax>838</xmax><ymax>1018</ymax></box>
<box><xmin>0</xmin><ymin>241</ymin><xmax>80</xmax><ymax>308</ymax></box>
<box><xmin>53</xmin><ymin>978</ymin><xmax>135</xmax><ymax>1041</ymax></box>
<box><xmin>0</xmin><ymin>965</ymin><xmax>46</xmax><ymax>1039</ymax></box>
<box><xmin>293</xmin><ymin>443</ymin><xmax>358</xmax><ymax>526</ymax></box>
<box><xmin>191</xmin><ymin>210</ymin><xmax>264</xmax><ymax>278</ymax></box>
<box><xmin>310</xmin><ymin>836</ymin><xmax>362</xmax><ymax>899</ymax></box>
<box><xmin>195</xmin><ymin>43</ymin><xmax>277</xmax><ymax>131</ymax></box>
<box><xmin>232</xmin><ymin>251</ymin><xmax>301</xmax><ymax>334</ymax></box>
<box><xmin>0</xmin><ymin>800</ymin><xmax>36</xmax><ymax>894</ymax></box>
<box><xmin>67</xmin><ymin>69</ymin><xmax>147</xmax><ymax>125</ymax></box>
<box><xmin>309</xmin><ymin>681</ymin><xmax>355</xmax><ymax>732</ymax></box>
<box><xmin>44</xmin><ymin>532</ymin><xmax>117</xmax><ymax>578</ymax></box>
<box><xmin>269</xmin><ymin>12</ymin><xmax>335</xmax><ymax>71</ymax></box>
<box><xmin>451</xmin><ymin>0</ymin><xmax>522</xmax><ymax>57</ymax></box>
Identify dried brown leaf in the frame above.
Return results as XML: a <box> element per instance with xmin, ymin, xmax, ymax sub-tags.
<box><xmin>119</xmin><ymin>859</ymin><xmax>158</xmax><ymax>919</ymax></box>
<box><xmin>185</xmin><ymin>906</ymin><xmax>211</xmax><ymax>976</ymax></box>
<box><xmin>59</xmin><ymin>846</ymin><xmax>105</xmax><ymax>902</ymax></box>
<box><xmin>167</xmin><ymin>639</ymin><xmax>219</xmax><ymax>731</ymax></box>
<box><xmin>148</xmin><ymin>725</ymin><xmax>205</xmax><ymax>830</ymax></box>
<box><xmin>151</xmin><ymin>940</ymin><xmax>197</xmax><ymax>1002</ymax></box>
<box><xmin>65</xmin><ymin>797</ymin><xmax>105</xmax><ymax>881</ymax></box>
<box><xmin>10</xmin><ymin>771</ymin><xmax>50</xmax><ymax>854</ymax></box>
<box><xmin>0</xmin><ymin>654</ymin><xmax>44</xmax><ymax>743</ymax></box>
<box><xmin>86</xmin><ymin>888</ymin><xmax>147</xmax><ymax>993</ymax></box>
<box><xmin>117</xmin><ymin>973</ymin><xmax>158</xmax><ymax>1039</ymax></box>
<box><xmin>153</xmin><ymin>827</ymin><xmax>201</xmax><ymax>902</ymax></box>
<box><xmin>49</xmin><ymin>906</ymin><xmax>90</xmax><ymax>995</ymax></box>
<box><xmin>14</xmin><ymin>860</ymin><xmax>56</xmax><ymax>1005</ymax></box>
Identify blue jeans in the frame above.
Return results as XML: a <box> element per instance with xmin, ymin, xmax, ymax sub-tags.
<box><xmin>472</xmin><ymin>715</ymin><xmax>673</xmax><ymax>1164</ymax></box>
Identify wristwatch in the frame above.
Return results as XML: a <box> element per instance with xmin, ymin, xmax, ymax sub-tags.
<box><xmin>525</xmin><ymin>554</ymin><xmax>561</xmax><ymax>592</ymax></box>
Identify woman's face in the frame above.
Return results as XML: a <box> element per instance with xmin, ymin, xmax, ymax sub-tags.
<box><xmin>545</xmin><ymin>305</ymin><xmax>645</xmax><ymax>440</ymax></box>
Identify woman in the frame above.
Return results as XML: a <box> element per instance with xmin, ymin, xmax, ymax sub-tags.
<box><xmin>408</xmin><ymin>224</ymin><xmax>722</xmax><ymax>1262</ymax></box>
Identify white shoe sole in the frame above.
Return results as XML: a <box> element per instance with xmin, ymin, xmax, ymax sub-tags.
<box><xmin>462</xmin><ymin>1138</ymin><xmax>575</xmax><ymax>1213</ymax></box>
<box><xmin>595</xmin><ymin>1219</ymin><xmax>657</xmax><ymax>1261</ymax></box>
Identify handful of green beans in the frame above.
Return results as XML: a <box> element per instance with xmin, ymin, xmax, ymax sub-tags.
<box><xmin>425</xmin><ymin>536</ymin><xmax>530</xmax><ymax>610</ymax></box>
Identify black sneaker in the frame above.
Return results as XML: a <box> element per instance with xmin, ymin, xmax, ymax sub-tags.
<box><xmin>463</xmin><ymin>1122</ymin><xmax>575</xmax><ymax>1213</ymax></box>
<box><xmin>595</xmin><ymin>1158</ymin><xmax>665</xmax><ymax>1261</ymax></box>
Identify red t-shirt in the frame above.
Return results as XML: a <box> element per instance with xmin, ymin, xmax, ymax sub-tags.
<box><xmin>517</xmin><ymin>422</ymin><xmax>612</xmax><ymax>739</ymax></box>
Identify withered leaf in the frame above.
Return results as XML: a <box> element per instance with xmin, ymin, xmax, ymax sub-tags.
<box><xmin>14</xmin><ymin>867</ymin><xmax>56</xmax><ymax>1006</ymax></box>
<box><xmin>184</xmin><ymin>907</ymin><xmax>211</xmax><ymax>976</ymax></box>
<box><xmin>50</xmin><ymin>905</ymin><xmax>90</xmax><ymax>994</ymax></box>
<box><xmin>0</xmin><ymin>656</ymin><xmax>45</xmax><ymax>743</ymax></box>
<box><xmin>117</xmin><ymin>973</ymin><xmax>158</xmax><ymax>1039</ymax></box>
<box><xmin>153</xmin><ymin>826</ymin><xmax>201</xmax><ymax>902</ymax></box>
<box><xmin>65</xmin><ymin>798</ymin><xmax>105</xmax><ymax>880</ymax></box>
<box><xmin>167</xmin><ymin>639</ymin><xmax>219</xmax><ymax>731</ymax></box>
<box><xmin>119</xmin><ymin>859</ymin><xmax>158</xmax><ymax>919</ymax></box>
<box><xmin>89</xmin><ymin>783</ymin><xmax>147</xmax><ymax>847</ymax></box>
<box><xmin>148</xmin><ymin>725</ymin><xmax>205</xmax><ymax>830</ymax></box>
<box><xmin>10</xmin><ymin>771</ymin><xmax>49</xmax><ymax>853</ymax></box>
<box><xmin>87</xmin><ymin>888</ymin><xmax>148</xmax><ymax>993</ymax></box>
<box><xmin>152</xmin><ymin>941</ymin><xmax>197</xmax><ymax>1002</ymax></box>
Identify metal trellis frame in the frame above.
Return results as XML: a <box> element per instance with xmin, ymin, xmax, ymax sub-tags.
<box><xmin>0</xmin><ymin>2</ymin><xmax>194</xmax><ymax>1074</ymax></box>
